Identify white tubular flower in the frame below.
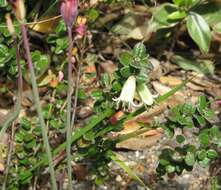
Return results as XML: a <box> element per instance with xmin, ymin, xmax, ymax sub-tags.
<box><xmin>113</xmin><ymin>76</ymin><xmax>141</xmax><ymax>111</ymax></box>
<box><xmin>137</xmin><ymin>83</ymin><xmax>158</xmax><ymax>106</ymax></box>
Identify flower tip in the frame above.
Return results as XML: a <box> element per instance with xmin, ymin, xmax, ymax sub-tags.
<box><xmin>60</xmin><ymin>0</ymin><xmax>78</xmax><ymax>27</ymax></box>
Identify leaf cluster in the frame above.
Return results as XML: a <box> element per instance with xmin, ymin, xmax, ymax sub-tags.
<box><xmin>157</xmin><ymin>96</ymin><xmax>220</xmax><ymax>176</ymax></box>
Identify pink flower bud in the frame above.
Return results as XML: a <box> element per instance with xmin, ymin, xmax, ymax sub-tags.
<box><xmin>76</xmin><ymin>23</ymin><xmax>86</xmax><ymax>37</ymax></box>
<box><xmin>60</xmin><ymin>0</ymin><xmax>78</xmax><ymax>27</ymax></box>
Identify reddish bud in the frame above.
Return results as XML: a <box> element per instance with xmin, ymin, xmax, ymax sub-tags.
<box><xmin>76</xmin><ymin>16</ymin><xmax>86</xmax><ymax>38</ymax></box>
<box><xmin>60</xmin><ymin>0</ymin><xmax>78</xmax><ymax>27</ymax></box>
<box><xmin>76</xmin><ymin>23</ymin><xmax>86</xmax><ymax>37</ymax></box>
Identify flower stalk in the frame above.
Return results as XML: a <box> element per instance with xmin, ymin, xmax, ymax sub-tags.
<box><xmin>60</xmin><ymin>0</ymin><xmax>78</xmax><ymax>189</ymax></box>
<box><xmin>66</xmin><ymin>26</ymin><xmax>74</xmax><ymax>190</ymax></box>
<box><xmin>20</xmin><ymin>24</ymin><xmax>57</xmax><ymax>190</ymax></box>
<box><xmin>10</xmin><ymin>0</ymin><xmax>57</xmax><ymax>189</ymax></box>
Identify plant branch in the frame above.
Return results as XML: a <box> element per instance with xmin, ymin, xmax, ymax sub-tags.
<box><xmin>66</xmin><ymin>26</ymin><xmax>74</xmax><ymax>190</ymax></box>
<box><xmin>70</xmin><ymin>61</ymin><xmax>81</xmax><ymax>129</ymax></box>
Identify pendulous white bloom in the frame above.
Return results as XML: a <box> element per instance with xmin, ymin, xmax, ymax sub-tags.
<box><xmin>113</xmin><ymin>75</ymin><xmax>141</xmax><ymax>111</ymax></box>
<box><xmin>137</xmin><ymin>83</ymin><xmax>158</xmax><ymax>106</ymax></box>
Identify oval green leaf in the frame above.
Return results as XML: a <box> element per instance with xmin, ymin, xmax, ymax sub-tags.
<box><xmin>186</xmin><ymin>12</ymin><xmax>211</xmax><ymax>53</ymax></box>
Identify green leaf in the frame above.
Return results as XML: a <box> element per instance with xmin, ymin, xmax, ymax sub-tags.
<box><xmin>168</xmin><ymin>10</ymin><xmax>187</xmax><ymax>20</ymax></box>
<box><xmin>210</xmin><ymin>126</ymin><xmax>221</xmax><ymax>141</ymax></box>
<box><xmin>55</xmin><ymin>37</ymin><xmax>68</xmax><ymax>54</ymax></box>
<box><xmin>132</xmin><ymin>42</ymin><xmax>146</xmax><ymax>59</ymax></box>
<box><xmin>112</xmin><ymin>81</ymin><xmax>122</xmax><ymax>92</ymax></box>
<box><xmin>24</xmin><ymin>139</ymin><xmax>37</xmax><ymax>149</ymax></box>
<box><xmin>199</xmin><ymin>132</ymin><xmax>210</xmax><ymax>146</ymax></box>
<box><xmin>166</xmin><ymin>165</ymin><xmax>176</xmax><ymax>173</ymax></box>
<box><xmin>0</xmin><ymin>0</ymin><xmax>6</xmax><ymax>7</ymax></box>
<box><xmin>87</xmin><ymin>8</ymin><xmax>99</xmax><ymax>21</ymax></box>
<box><xmin>172</xmin><ymin>0</ymin><xmax>184</xmax><ymax>6</ymax></box>
<box><xmin>78</xmin><ymin>89</ymin><xmax>87</xmax><ymax>100</ymax></box>
<box><xmin>91</xmin><ymin>90</ymin><xmax>103</xmax><ymax>100</ymax></box>
<box><xmin>186</xmin><ymin>12</ymin><xmax>212</xmax><ymax>53</ymax></box>
<box><xmin>0</xmin><ymin>44</ymin><xmax>12</xmax><ymax>67</ymax></box>
<box><xmin>119</xmin><ymin>52</ymin><xmax>132</xmax><ymax>66</ymax></box>
<box><xmin>182</xmin><ymin>103</ymin><xmax>196</xmax><ymax>115</ymax></box>
<box><xmin>153</xmin><ymin>3</ymin><xmax>179</xmax><ymax>28</ymax></box>
<box><xmin>31</xmin><ymin>51</ymin><xmax>50</xmax><ymax>78</ymax></box>
<box><xmin>159</xmin><ymin>159</ymin><xmax>170</xmax><ymax>166</ymax></box>
<box><xmin>192</xmin><ymin>2</ymin><xmax>221</xmax><ymax>26</ymax></box>
<box><xmin>194</xmin><ymin>114</ymin><xmax>206</xmax><ymax>126</ymax></box>
<box><xmin>185</xmin><ymin>152</ymin><xmax>195</xmax><ymax>166</ymax></box>
<box><xmin>176</xmin><ymin>135</ymin><xmax>185</xmax><ymax>144</ymax></box>
<box><xmin>197</xmin><ymin>149</ymin><xmax>207</xmax><ymax>160</ymax></box>
<box><xmin>207</xmin><ymin>149</ymin><xmax>218</xmax><ymax>159</ymax></box>
<box><xmin>199</xmin><ymin>157</ymin><xmax>210</xmax><ymax>167</ymax></box>
<box><xmin>101</xmin><ymin>73</ymin><xmax>111</xmax><ymax>87</ymax></box>
<box><xmin>23</xmin><ymin>133</ymin><xmax>34</xmax><ymax>143</ymax></box>
<box><xmin>199</xmin><ymin>95</ymin><xmax>207</xmax><ymax>109</ymax></box>
<box><xmin>180</xmin><ymin>116</ymin><xmax>194</xmax><ymax>128</ymax></box>
<box><xmin>120</xmin><ymin>66</ymin><xmax>131</xmax><ymax>78</ymax></box>
<box><xmin>21</xmin><ymin>118</ymin><xmax>32</xmax><ymax>130</ymax></box>
<box><xmin>19</xmin><ymin>172</ymin><xmax>33</xmax><ymax>184</ymax></box>
<box><xmin>173</xmin><ymin>0</ymin><xmax>200</xmax><ymax>7</ymax></box>
<box><xmin>171</xmin><ymin>55</ymin><xmax>214</xmax><ymax>75</ymax></box>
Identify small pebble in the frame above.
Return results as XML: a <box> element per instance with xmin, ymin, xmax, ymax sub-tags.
<box><xmin>116</xmin><ymin>175</ymin><xmax>122</xmax><ymax>182</ymax></box>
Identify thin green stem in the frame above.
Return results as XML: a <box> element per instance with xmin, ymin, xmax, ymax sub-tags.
<box><xmin>66</xmin><ymin>26</ymin><xmax>74</xmax><ymax>190</ymax></box>
<box><xmin>113</xmin><ymin>127</ymin><xmax>152</xmax><ymax>143</ymax></box>
<box><xmin>20</xmin><ymin>24</ymin><xmax>57</xmax><ymax>190</ymax></box>
<box><xmin>70</xmin><ymin>64</ymin><xmax>81</xmax><ymax>128</ymax></box>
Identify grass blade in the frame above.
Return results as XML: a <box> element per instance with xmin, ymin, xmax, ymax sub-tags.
<box><xmin>156</xmin><ymin>79</ymin><xmax>189</xmax><ymax>103</ymax></box>
<box><xmin>109</xmin><ymin>151</ymin><xmax>151</xmax><ymax>190</ymax></box>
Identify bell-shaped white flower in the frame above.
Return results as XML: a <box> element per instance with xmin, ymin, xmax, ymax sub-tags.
<box><xmin>137</xmin><ymin>83</ymin><xmax>158</xmax><ymax>106</ymax></box>
<box><xmin>113</xmin><ymin>76</ymin><xmax>141</xmax><ymax>111</ymax></box>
